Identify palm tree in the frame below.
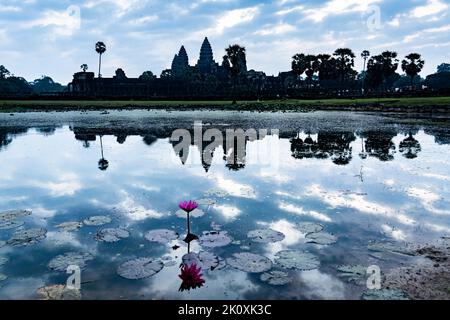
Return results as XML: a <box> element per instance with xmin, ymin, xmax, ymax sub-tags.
<box><xmin>361</xmin><ymin>50</ymin><xmax>370</xmax><ymax>92</ymax></box>
<box><xmin>95</xmin><ymin>41</ymin><xmax>106</xmax><ymax>78</ymax></box>
<box><xmin>401</xmin><ymin>53</ymin><xmax>425</xmax><ymax>88</ymax></box>
<box><xmin>80</xmin><ymin>64</ymin><xmax>88</xmax><ymax>72</ymax></box>
<box><xmin>333</xmin><ymin>48</ymin><xmax>356</xmax><ymax>84</ymax></box>
<box><xmin>225</xmin><ymin>44</ymin><xmax>246</xmax><ymax>103</ymax></box>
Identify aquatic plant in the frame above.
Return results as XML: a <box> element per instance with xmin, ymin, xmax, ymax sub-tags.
<box><xmin>178</xmin><ymin>200</ymin><xmax>199</xmax><ymax>244</ymax></box>
<box><xmin>178</xmin><ymin>263</ymin><xmax>205</xmax><ymax>292</ymax></box>
<box><xmin>179</xmin><ymin>200</ymin><xmax>198</xmax><ymax>213</ymax></box>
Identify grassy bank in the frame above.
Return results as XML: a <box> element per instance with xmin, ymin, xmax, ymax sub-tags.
<box><xmin>1</xmin><ymin>96</ymin><xmax>450</xmax><ymax>113</ymax></box>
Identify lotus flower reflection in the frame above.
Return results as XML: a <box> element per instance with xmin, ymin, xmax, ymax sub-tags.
<box><xmin>179</xmin><ymin>263</ymin><xmax>205</xmax><ymax>292</ymax></box>
<box><xmin>179</xmin><ymin>200</ymin><xmax>198</xmax><ymax>213</ymax></box>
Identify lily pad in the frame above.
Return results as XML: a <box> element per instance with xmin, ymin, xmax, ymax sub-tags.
<box><xmin>0</xmin><ymin>241</ymin><xmax>5</xmax><ymax>248</ymax></box>
<box><xmin>95</xmin><ymin>228</ymin><xmax>130</xmax><ymax>243</ymax></box>
<box><xmin>367</xmin><ymin>242</ymin><xmax>416</xmax><ymax>256</ymax></box>
<box><xmin>305</xmin><ymin>232</ymin><xmax>337</xmax><ymax>245</ymax></box>
<box><xmin>182</xmin><ymin>251</ymin><xmax>220</xmax><ymax>270</ymax></box>
<box><xmin>0</xmin><ymin>210</ymin><xmax>31</xmax><ymax>221</ymax></box>
<box><xmin>296</xmin><ymin>222</ymin><xmax>324</xmax><ymax>234</ymax></box>
<box><xmin>175</xmin><ymin>208</ymin><xmax>205</xmax><ymax>218</ymax></box>
<box><xmin>247</xmin><ymin>229</ymin><xmax>285</xmax><ymax>243</ymax></box>
<box><xmin>144</xmin><ymin>229</ymin><xmax>179</xmax><ymax>244</ymax></box>
<box><xmin>227</xmin><ymin>252</ymin><xmax>272</xmax><ymax>273</ymax></box>
<box><xmin>7</xmin><ymin>228</ymin><xmax>47</xmax><ymax>246</ymax></box>
<box><xmin>37</xmin><ymin>285</ymin><xmax>81</xmax><ymax>300</ymax></box>
<box><xmin>0</xmin><ymin>220</ymin><xmax>24</xmax><ymax>230</ymax></box>
<box><xmin>55</xmin><ymin>222</ymin><xmax>83</xmax><ymax>232</ymax></box>
<box><xmin>200</xmin><ymin>231</ymin><xmax>233</xmax><ymax>248</ymax></box>
<box><xmin>275</xmin><ymin>250</ymin><xmax>320</xmax><ymax>271</ymax></box>
<box><xmin>83</xmin><ymin>216</ymin><xmax>112</xmax><ymax>226</ymax></box>
<box><xmin>48</xmin><ymin>252</ymin><xmax>94</xmax><ymax>272</ymax></box>
<box><xmin>361</xmin><ymin>289</ymin><xmax>409</xmax><ymax>300</ymax></box>
<box><xmin>260</xmin><ymin>270</ymin><xmax>292</xmax><ymax>286</ymax></box>
<box><xmin>0</xmin><ymin>256</ymin><xmax>8</xmax><ymax>266</ymax></box>
<box><xmin>0</xmin><ymin>273</ymin><xmax>7</xmax><ymax>281</ymax></box>
<box><xmin>336</xmin><ymin>265</ymin><xmax>367</xmax><ymax>283</ymax></box>
<box><xmin>117</xmin><ymin>257</ymin><xmax>164</xmax><ymax>280</ymax></box>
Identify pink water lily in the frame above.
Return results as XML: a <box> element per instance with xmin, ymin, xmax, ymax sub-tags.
<box><xmin>179</xmin><ymin>200</ymin><xmax>198</xmax><ymax>213</ymax></box>
<box><xmin>178</xmin><ymin>263</ymin><xmax>205</xmax><ymax>292</ymax></box>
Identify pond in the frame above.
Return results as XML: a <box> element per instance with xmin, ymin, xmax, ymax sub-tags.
<box><xmin>0</xmin><ymin>110</ymin><xmax>449</xmax><ymax>300</ymax></box>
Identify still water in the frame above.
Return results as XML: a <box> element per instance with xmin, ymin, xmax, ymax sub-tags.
<box><xmin>0</xmin><ymin>110</ymin><xmax>449</xmax><ymax>300</ymax></box>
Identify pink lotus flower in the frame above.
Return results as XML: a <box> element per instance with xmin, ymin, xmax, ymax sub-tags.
<box><xmin>179</xmin><ymin>200</ymin><xmax>198</xmax><ymax>213</ymax></box>
<box><xmin>178</xmin><ymin>263</ymin><xmax>205</xmax><ymax>292</ymax></box>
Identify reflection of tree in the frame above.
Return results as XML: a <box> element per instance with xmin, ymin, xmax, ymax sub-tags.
<box><xmin>424</xmin><ymin>128</ymin><xmax>450</xmax><ymax>145</ymax></box>
<box><xmin>98</xmin><ymin>135</ymin><xmax>109</xmax><ymax>171</ymax></box>
<box><xmin>142</xmin><ymin>135</ymin><xmax>157</xmax><ymax>146</ymax></box>
<box><xmin>116</xmin><ymin>134</ymin><xmax>127</xmax><ymax>144</ymax></box>
<box><xmin>399</xmin><ymin>132</ymin><xmax>421</xmax><ymax>159</ymax></box>
<box><xmin>363</xmin><ymin>130</ymin><xmax>397</xmax><ymax>161</ymax></box>
<box><xmin>223</xmin><ymin>136</ymin><xmax>246</xmax><ymax>171</ymax></box>
<box><xmin>290</xmin><ymin>134</ymin><xmax>318</xmax><ymax>159</ymax></box>
<box><xmin>0</xmin><ymin>128</ymin><xmax>28</xmax><ymax>151</ymax></box>
<box><xmin>75</xmin><ymin>134</ymin><xmax>96</xmax><ymax>148</ymax></box>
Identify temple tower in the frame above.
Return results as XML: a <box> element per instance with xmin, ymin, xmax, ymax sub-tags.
<box><xmin>171</xmin><ymin>45</ymin><xmax>189</xmax><ymax>77</ymax></box>
<box><xmin>197</xmin><ymin>37</ymin><xmax>216</xmax><ymax>74</ymax></box>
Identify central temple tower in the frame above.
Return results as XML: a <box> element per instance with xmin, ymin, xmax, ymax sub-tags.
<box><xmin>196</xmin><ymin>37</ymin><xmax>216</xmax><ymax>74</ymax></box>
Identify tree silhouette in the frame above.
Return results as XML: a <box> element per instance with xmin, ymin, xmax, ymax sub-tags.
<box><xmin>366</xmin><ymin>51</ymin><xmax>399</xmax><ymax>91</ymax></box>
<box><xmin>0</xmin><ymin>65</ymin><xmax>10</xmax><ymax>79</ymax></box>
<box><xmin>402</xmin><ymin>53</ymin><xmax>425</xmax><ymax>88</ymax></box>
<box><xmin>225</xmin><ymin>44</ymin><xmax>246</xmax><ymax>102</ymax></box>
<box><xmin>95</xmin><ymin>41</ymin><xmax>106</xmax><ymax>78</ymax></box>
<box><xmin>139</xmin><ymin>71</ymin><xmax>155</xmax><ymax>81</ymax></box>
<box><xmin>333</xmin><ymin>48</ymin><xmax>356</xmax><ymax>84</ymax></box>
<box><xmin>80</xmin><ymin>64</ymin><xmax>88</xmax><ymax>72</ymax></box>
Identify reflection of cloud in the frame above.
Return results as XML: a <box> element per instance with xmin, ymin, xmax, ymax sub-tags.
<box><xmin>213</xmin><ymin>204</ymin><xmax>241</xmax><ymax>221</ymax></box>
<box><xmin>381</xmin><ymin>224</ymin><xmax>407</xmax><ymax>241</ymax></box>
<box><xmin>116</xmin><ymin>191</ymin><xmax>166</xmax><ymax>221</ymax></box>
<box><xmin>215</xmin><ymin>175</ymin><xmax>256</xmax><ymax>199</ymax></box>
<box><xmin>0</xmin><ymin>276</ymin><xmax>47</xmax><ymax>299</ymax></box>
<box><xmin>407</xmin><ymin>187</ymin><xmax>450</xmax><ymax>215</ymax></box>
<box><xmin>300</xmin><ymin>270</ymin><xmax>346</xmax><ymax>300</ymax></box>
<box><xmin>264</xmin><ymin>219</ymin><xmax>303</xmax><ymax>258</ymax></box>
<box><xmin>279</xmin><ymin>202</ymin><xmax>332</xmax><ymax>222</ymax></box>
<box><xmin>46</xmin><ymin>231</ymin><xmax>83</xmax><ymax>247</ymax></box>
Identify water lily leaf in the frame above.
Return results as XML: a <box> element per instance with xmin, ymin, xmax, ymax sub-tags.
<box><xmin>196</xmin><ymin>198</ymin><xmax>216</xmax><ymax>206</ymax></box>
<box><xmin>260</xmin><ymin>270</ymin><xmax>292</xmax><ymax>286</ymax></box>
<box><xmin>7</xmin><ymin>228</ymin><xmax>47</xmax><ymax>246</ymax></box>
<box><xmin>200</xmin><ymin>231</ymin><xmax>232</xmax><ymax>248</ymax></box>
<box><xmin>48</xmin><ymin>252</ymin><xmax>94</xmax><ymax>272</ymax></box>
<box><xmin>0</xmin><ymin>241</ymin><xmax>5</xmax><ymax>248</ymax></box>
<box><xmin>95</xmin><ymin>228</ymin><xmax>130</xmax><ymax>243</ymax></box>
<box><xmin>0</xmin><ymin>210</ymin><xmax>31</xmax><ymax>221</ymax></box>
<box><xmin>361</xmin><ymin>289</ymin><xmax>409</xmax><ymax>300</ymax></box>
<box><xmin>0</xmin><ymin>220</ymin><xmax>24</xmax><ymax>230</ymax></box>
<box><xmin>227</xmin><ymin>252</ymin><xmax>272</xmax><ymax>273</ymax></box>
<box><xmin>0</xmin><ymin>273</ymin><xmax>7</xmax><ymax>282</ymax></box>
<box><xmin>306</xmin><ymin>232</ymin><xmax>337</xmax><ymax>245</ymax></box>
<box><xmin>296</xmin><ymin>222</ymin><xmax>324</xmax><ymax>234</ymax></box>
<box><xmin>55</xmin><ymin>222</ymin><xmax>83</xmax><ymax>232</ymax></box>
<box><xmin>247</xmin><ymin>229</ymin><xmax>285</xmax><ymax>243</ymax></box>
<box><xmin>182</xmin><ymin>251</ymin><xmax>220</xmax><ymax>270</ymax></box>
<box><xmin>0</xmin><ymin>256</ymin><xmax>8</xmax><ymax>266</ymax></box>
<box><xmin>117</xmin><ymin>257</ymin><xmax>164</xmax><ymax>280</ymax></box>
<box><xmin>336</xmin><ymin>265</ymin><xmax>367</xmax><ymax>283</ymax></box>
<box><xmin>275</xmin><ymin>250</ymin><xmax>320</xmax><ymax>271</ymax></box>
<box><xmin>175</xmin><ymin>209</ymin><xmax>205</xmax><ymax>218</ymax></box>
<box><xmin>144</xmin><ymin>229</ymin><xmax>179</xmax><ymax>244</ymax></box>
<box><xmin>83</xmin><ymin>216</ymin><xmax>112</xmax><ymax>226</ymax></box>
<box><xmin>367</xmin><ymin>242</ymin><xmax>416</xmax><ymax>256</ymax></box>
<box><xmin>37</xmin><ymin>285</ymin><xmax>81</xmax><ymax>300</ymax></box>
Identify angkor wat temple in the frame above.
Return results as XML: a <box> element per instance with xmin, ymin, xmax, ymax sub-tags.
<box><xmin>68</xmin><ymin>37</ymin><xmax>288</xmax><ymax>99</ymax></box>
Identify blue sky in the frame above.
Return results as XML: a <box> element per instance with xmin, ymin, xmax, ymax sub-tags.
<box><xmin>0</xmin><ymin>0</ymin><xmax>449</xmax><ymax>84</ymax></box>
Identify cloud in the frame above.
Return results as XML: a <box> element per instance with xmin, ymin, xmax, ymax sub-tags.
<box><xmin>128</xmin><ymin>15</ymin><xmax>159</xmax><ymax>25</ymax></box>
<box><xmin>303</xmin><ymin>0</ymin><xmax>383</xmax><ymax>23</ymax></box>
<box><xmin>275</xmin><ymin>5</ymin><xmax>304</xmax><ymax>16</ymax></box>
<box><xmin>0</xmin><ymin>5</ymin><xmax>22</xmax><ymax>12</ymax></box>
<box><xmin>410</xmin><ymin>0</ymin><xmax>448</xmax><ymax>18</ymax></box>
<box><xmin>26</xmin><ymin>5</ymin><xmax>81</xmax><ymax>37</ymax></box>
<box><xmin>200</xmin><ymin>6</ymin><xmax>260</xmax><ymax>36</ymax></box>
<box><xmin>254</xmin><ymin>23</ymin><xmax>296</xmax><ymax>36</ymax></box>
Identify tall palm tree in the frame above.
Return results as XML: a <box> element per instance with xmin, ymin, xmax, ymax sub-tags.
<box><xmin>361</xmin><ymin>50</ymin><xmax>370</xmax><ymax>92</ymax></box>
<box><xmin>95</xmin><ymin>42</ymin><xmax>106</xmax><ymax>78</ymax></box>
<box><xmin>225</xmin><ymin>44</ymin><xmax>246</xmax><ymax>103</ymax></box>
<box><xmin>333</xmin><ymin>48</ymin><xmax>356</xmax><ymax>85</ymax></box>
<box><xmin>401</xmin><ymin>53</ymin><xmax>425</xmax><ymax>88</ymax></box>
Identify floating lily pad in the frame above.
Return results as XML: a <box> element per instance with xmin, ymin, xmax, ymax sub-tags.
<box><xmin>296</xmin><ymin>222</ymin><xmax>324</xmax><ymax>234</ymax></box>
<box><xmin>182</xmin><ymin>251</ymin><xmax>220</xmax><ymax>270</ymax></box>
<box><xmin>336</xmin><ymin>265</ymin><xmax>367</xmax><ymax>283</ymax></box>
<box><xmin>48</xmin><ymin>252</ymin><xmax>94</xmax><ymax>272</ymax></box>
<box><xmin>196</xmin><ymin>198</ymin><xmax>216</xmax><ymax>206</ymax></box>
<box><xmin>0</xmin><ymin>241</ymin><xmax>5</xmax><ymax>248</ymax></box>
<box><xmin>0</xmin><ymin>256</ymin><xmax>8</xmax><ymax>266</ymax></box>
<box><xmin>247</xmin><ymin>229</ymin><xmax>285</xmax><ymax>243</ymax></box>
<box><xmin>0</xmin><ymin>210</ymin><xmax>31</xmax><ymax>221</ymax></box>
<box><xmin>367</xmin><ymin>242</ymin><xmax>416</xmax><ymax>256</ymax></box>
<box><xmin>83</xmin><ymin>215</ymin><xmax>112</xmax><ymax>226</ymax></box>
<box><xmin>117</xmin><ymin>257</ymin><xmax>164</xmax><ymax>280</ymax></box>
<box><xmin>55</xmin><ymin>222</ymin><xmax>83</xmax><ymax>232</ymax></box>
<box><xmin>95</xmin><ymin>228</ymin><xmax>130</xmax><ymax>243</ymax></box>
<box><xmin>175</xmin><ymin>209</ymin><xmax>205</xmax><ymax>218</ymax></box>
<box><xmin>0</xmin><ymin>220</ymin><xmax>24</xmax><ymax>230</ymax></box>
<box><xmin>361</xmin><ymin>289</ymin><xmax>409</xmax><ymax>300</ymax></box>
<box><xmin>200</xmin><ymin>231</ymin><xmax>232</xmax><ymax>248</ymax></box>
<box><xmin>0</xmin><ymin>273</ymin><xmax>7</xmax><ymax>281</ymax></box>
<box><xmin>275</xmin><ymin>250</ymin><xmax>320</xmax><ymax>271</ymax></box>
<box><xmin>7</xmin><ymin>228</ymin><xmax>47</xmax><ymax>246</ymax></box>
<box><xmin>227</xmin><ymin>252</ymin><xmax>272</xmax><ymax>273</ymax></box>
<box><xmin>37</xmin><ymin>285</ymin><xmax>81</xmax><ymax>300</ymax></box>
<box><xmin>306</xmin><ymin>232</ymin><xmax>337</xmax><ymax>245</ymax></box>
<box><xmin>260</xmin><ymin>270</ymin><xmax>292</xmax><ymax>286</ymax></box>
<box><xmin>144</xmin><ymin>229</ymin><xmax>179</xmax><ymax>244</ymax></box>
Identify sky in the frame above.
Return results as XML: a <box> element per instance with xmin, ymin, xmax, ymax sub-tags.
<box><xmin>0</xmin><ymin>0</ymin><xmax>449</xmax><ymax>84</ymax></box>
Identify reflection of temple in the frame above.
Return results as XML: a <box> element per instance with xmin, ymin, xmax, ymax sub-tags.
<box><xmin>362</xmin><ymin>130</ymin><xmax>397</xmax><ymax>161</ymax></box>
<box><xmin>399</xmin><ymin>133</ymin><xmax>422</xmax><ymax>159</ymax></box>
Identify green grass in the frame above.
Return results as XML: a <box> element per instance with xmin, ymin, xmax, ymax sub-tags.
<box><xmin>0</xmin><ymin>96</ymin><xmax>449</xmax><ymax>112</ymax></box>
